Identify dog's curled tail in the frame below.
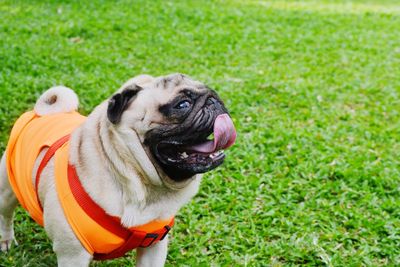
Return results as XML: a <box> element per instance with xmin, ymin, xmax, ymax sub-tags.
<box><xmin>34</xmin><ymin>86</ymin><xmax>79</xmax><ymax>116</ymax></box>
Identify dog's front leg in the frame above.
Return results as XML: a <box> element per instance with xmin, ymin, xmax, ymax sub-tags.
<box><xmin>136</xmin><ymin>236</ymin><xmax>169</xmax><ymax>267</ymax></box>
<box><xmin>49</xmin><ymin>221</ymin><xmax>93</xmax><ymax>267</ymax></box>
<box><xmin>41</xmin><ymin>176</ymin><xmax>93</xmax><ymax>267</ymax></box>
<box><xmin>56</xmin><ymin>249</ymin><xmax>92</xmax><ymax>267</ymax></box>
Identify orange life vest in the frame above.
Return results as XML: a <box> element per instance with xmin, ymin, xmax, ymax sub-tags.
<box><xmin>6</xmin><ymin>111</ymin><xmax>173</xmax><ymax>260</ymax></box>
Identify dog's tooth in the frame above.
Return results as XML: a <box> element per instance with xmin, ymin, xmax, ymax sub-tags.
<box><xmin>180</xmin><ymin>152</ymin><xmax>189</xmax><ymax>159</ymax></box>
<box><xmin>210</xmin><ymin>151</ymin><xmax>223</xmax><ymax>159</ymax></box>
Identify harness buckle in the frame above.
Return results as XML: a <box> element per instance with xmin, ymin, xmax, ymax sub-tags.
<box><xmin>160</xmin><ymin>225</ymin><xmax>171</xmax><ymax>241</ymax></box>
<box><xmin>140</xmin><ymin>233</ymin><xmax>159</xmax><ymax>247</ymax></box>
<box><xmin>140</xmin><ymin>224</ymin><xmax>172</xmax><ymax>248</ymax></box>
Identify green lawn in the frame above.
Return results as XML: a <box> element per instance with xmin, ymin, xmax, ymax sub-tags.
<box><xmin>1</xmin><ymin>0</ymin><xmax>400</xmax><ymax>266</ymax></box>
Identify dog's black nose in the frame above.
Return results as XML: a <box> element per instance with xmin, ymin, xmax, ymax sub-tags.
<box><xmin>206</xmin><ymin>97</ymin><xmax>218</xmax><ymax>106</ymax></box>
<box><xmin>206</xmin><ymin>97</ymin><xmax>226</xmax><ymax>112</ymax></box>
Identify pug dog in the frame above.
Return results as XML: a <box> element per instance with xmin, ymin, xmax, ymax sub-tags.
<box><xmin>0</xmin><ymin>73</ymin><xmax>236</xmax><ymax>267</ymax></box>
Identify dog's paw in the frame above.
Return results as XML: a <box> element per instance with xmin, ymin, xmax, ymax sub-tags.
<box><xmin>0</xmin><ymin>239</ymin><xmax>17</xmax><ymax>252</ymax></box>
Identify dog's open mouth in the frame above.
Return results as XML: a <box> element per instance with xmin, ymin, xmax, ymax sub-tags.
<box><xmin>154</xmin><ymin>114</ymin><xmax>237</xmax><ymax>180</ymax></box>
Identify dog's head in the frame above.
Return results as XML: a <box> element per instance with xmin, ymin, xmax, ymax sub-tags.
<box><xmin>107</xmin><ymin>74</ymin><xmax>236</xmax><ymax>185</ymax></box>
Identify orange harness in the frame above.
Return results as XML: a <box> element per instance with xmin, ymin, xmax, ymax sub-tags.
<box><xmin>6</xmin><ymin>111</ymin><xmax>173</xmax><ymax>260</ymax></box>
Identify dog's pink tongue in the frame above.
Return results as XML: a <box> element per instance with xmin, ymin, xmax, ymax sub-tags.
<box><xmin>188</xmin><ymin>114</ymin><xmax>237</xmax><ymax>153</ymax></box>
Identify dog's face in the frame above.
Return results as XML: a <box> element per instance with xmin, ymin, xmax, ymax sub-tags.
<box><xmin>107</xmin><ymin>74</ymin><xmax>236</xmax><ymax>184</ymax></box>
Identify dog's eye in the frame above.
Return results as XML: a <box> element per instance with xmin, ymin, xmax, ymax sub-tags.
<box><xmin>175</xmin><ymin>100</ymin><xmax>191</xmax><ymax>110</ymax></box>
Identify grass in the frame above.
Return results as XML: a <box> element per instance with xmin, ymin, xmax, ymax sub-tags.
<box><xmin>1</xmin><ymin>0</ymin><xmax>400</xmax><ymax>266</ymax></box>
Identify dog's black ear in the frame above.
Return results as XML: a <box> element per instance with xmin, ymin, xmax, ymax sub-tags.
<box><xmin>107</xmin><ymin>85</ymin><xmax>142</xmax><ymax>124</ymax></box>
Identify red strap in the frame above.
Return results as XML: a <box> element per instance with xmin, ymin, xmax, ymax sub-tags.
<box><xmin>94</xmin><ymin>220</ymin><xmax>174</xmax><ymax>261</ymax></box>
<box><xmin>36</xmin><ymin>135</ymin><xmax>174</xmax><ymax>260</ymax></box>
<box><xmin>69</xmin><ymin>164</ymin><xmax>174</xmax><ymax>261</ymax></box>
<box><xmin>68</xmin><ymin>164</ymin><xmax>131</xmax><ymax>239</ymax></box>
<box><xmin>35</xmin><ymin>134</ymin><xmax>71</xmax><ymax>209</ymax></box>
<box><xmin>94</xmin><ymin>231</ymin><xmax>147</xmax><ymax>260</ymax></box>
